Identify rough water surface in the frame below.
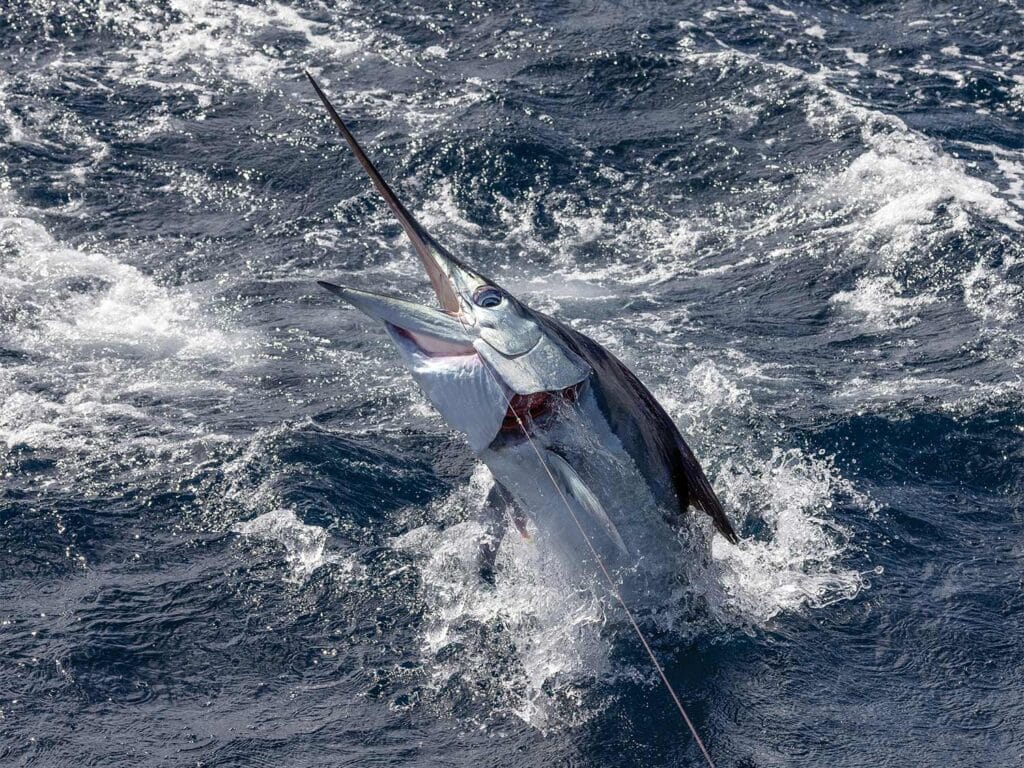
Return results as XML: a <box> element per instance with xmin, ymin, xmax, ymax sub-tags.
<box><xmin>1</xmin><ymin>1</ymin><xmax>1022</xmax><ymax>766</ymax></box>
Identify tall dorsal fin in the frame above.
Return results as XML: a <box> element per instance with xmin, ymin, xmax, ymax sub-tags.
<box><xmin>305</xmin><ymin>71</ymin><xmax>461</xmax><ymax>313</ymax></box>
<box><xmin>671</xmin><ymin>435</ymin><xmax>739</xmax><ymax>544</ymax></box>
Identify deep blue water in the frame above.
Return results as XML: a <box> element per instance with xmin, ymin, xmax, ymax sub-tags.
<box><xmin>1</xmin><ymin>1</ymin><xmax>1023</xmax><ymax>766</ymax></box>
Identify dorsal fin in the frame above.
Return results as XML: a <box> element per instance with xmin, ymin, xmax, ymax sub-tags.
<box><xmin>305</xmin><ymin>71</ymin><xmax>461</xmax><ymax>313</ymax></box>
<box><xmin>677</xmin><ymin>447</ymin><xmax>739</xmax><ymax>544</ymax></box>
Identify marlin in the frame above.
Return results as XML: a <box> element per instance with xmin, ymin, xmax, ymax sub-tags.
<box><xmin>307</xmin><ymin>74</ymin><xmax>738</xmax><ymax>597</ymax></box>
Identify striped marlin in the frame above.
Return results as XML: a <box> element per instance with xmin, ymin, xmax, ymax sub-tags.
<box><xmin>307</xmin><ymin>74</ymin><xmax>738</xmax><ymax>598</ymax></box>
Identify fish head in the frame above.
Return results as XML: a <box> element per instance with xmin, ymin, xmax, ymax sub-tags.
<box><xmin>318</xmin><ymin>244</ymin><xmax>589</xmax><ymax>452</ymax></box>
<box><xmin>308</xmin><ymin>74</ymin><xmax>589</xmax><ymax>451</ymax></box>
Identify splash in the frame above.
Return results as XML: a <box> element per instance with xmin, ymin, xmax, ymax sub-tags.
<box><xmin>394</xmin><ymin>351</ymin><xmax>874</xmax><ymax>726</ymax></box>
<box><xmin>393</xmin><ymin>465</ymin><xmax>612</xmax><ymax>731</ymax></box>
<box><xmin>233</xmin><ymin>509</ymin><xmax>338</xmax><ymax>581</ymax></box>
<box><xmin>709</xmin><ymin>448</ymin><xmax>874</xmax><ymax>626</ymax></box>
<box><xmin>661</xmin><ymin>358</ymin><xmax>874</xmax><ymax>625</ymax></box>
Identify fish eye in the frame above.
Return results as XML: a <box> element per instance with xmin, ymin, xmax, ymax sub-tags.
<box><xmin>473</xmin><ymin>286</ymin><xmax>503</xmax><ymax>309</ymax></box>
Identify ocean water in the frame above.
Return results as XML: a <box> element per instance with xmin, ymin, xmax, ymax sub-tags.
<box><xmin>1</xmin><ymin>1</ymin><xmax>1022</xmax><ymax>765</ymax></box>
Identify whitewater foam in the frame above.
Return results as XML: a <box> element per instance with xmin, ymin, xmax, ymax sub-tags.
<box><xmin>830</xmin><ymin>275</ymin><xmax>936</xmax><ymax>331</ymax></box>
<box><xmin>0</xmin><ymin>189</ymin><xmax>247</xmax><ymax>466</ymax></box>
<box><xmin>393</xmin><ymin>464</ymin><xmax>612</xmax><ymax>731</ymax></box>
<box><xmin>233</xmin><ymin>508</ymin><xmax>343</xmax><ymax>581</ymax></box>
<box><xmin>99</xmin><ymin>0</ymin><xmax>367</xmax><ymax>90</ymax></box>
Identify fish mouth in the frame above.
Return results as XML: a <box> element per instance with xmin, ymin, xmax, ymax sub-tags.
<box><xmin>384</xmin><ymin>311</ymin><xmax>583</xmax><ymax>438</ymax></box>
<box><xmin>317</xmin><ymin>280</ymin><xmax>475</xmax><ymax>353</ymax></box>
<box><xmin>500</xmin><ymin>383</ymin><xmax>583</xmax><ymax>433</ymax></box>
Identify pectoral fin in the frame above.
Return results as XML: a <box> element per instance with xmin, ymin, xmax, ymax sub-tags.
<box><xmin>545</xmin><ymin>450</ymin><xmax>628</xmax><ymax>555</ymax></box>
<box><xmin>477</xmin><ymin>480</ymin><xmax>529</xmax><ymax>583</ymax></box>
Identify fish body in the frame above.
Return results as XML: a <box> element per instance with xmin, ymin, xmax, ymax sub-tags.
<box><xmin>306</xmin><ymin>74</ymin><xmax>737</xmax><ymax>594</ymax></box>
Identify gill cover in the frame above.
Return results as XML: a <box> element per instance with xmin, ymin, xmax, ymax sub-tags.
<box><xmin>473</xmin><ymin>333</ymin><xmax>589</xmax><ymax>396</ymax></box>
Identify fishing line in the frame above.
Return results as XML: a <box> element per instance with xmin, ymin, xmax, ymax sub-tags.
<box><xmin>473</xmin><ymin>347</ymin><xmax>719</xmax><ymax>768</ymax></box>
